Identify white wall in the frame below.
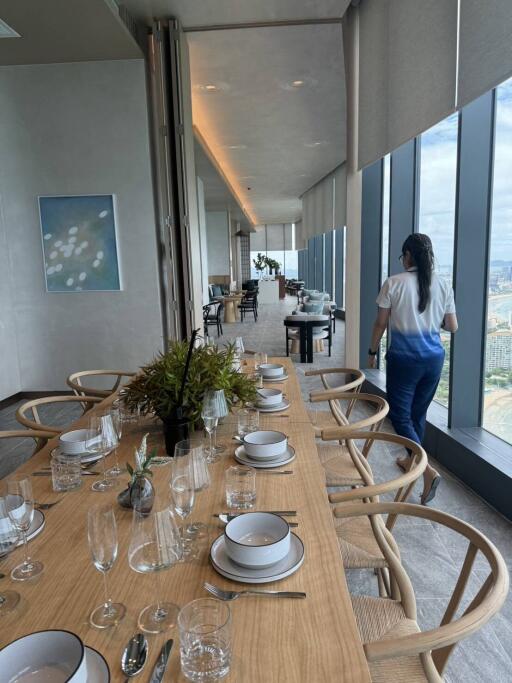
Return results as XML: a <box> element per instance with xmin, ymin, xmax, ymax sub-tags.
<box><xmin>206</xmin><ymin>210</ymin><xmax>230</xmax><ymax>275</ymax></box>
<box><xmin>196</xmin><ymin>177</ymin><xmax>210</xmax><ymax>304</ymax></box>
<box><xmin>0</xmin><ymin>59</ymin><xmax>163</xmax><ymax>397</ymax></box>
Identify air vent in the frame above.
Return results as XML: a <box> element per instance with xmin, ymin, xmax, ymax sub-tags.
<box><xmin>0</xmin><ymin>18</ymin><xmax>20</xmax><ymax>38</ymax></box>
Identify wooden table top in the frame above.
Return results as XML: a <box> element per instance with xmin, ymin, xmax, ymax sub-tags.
<box><xmin>0</xmin><ymin>358</ymin><xmax>370</xmax><ymax>682</ymax></box>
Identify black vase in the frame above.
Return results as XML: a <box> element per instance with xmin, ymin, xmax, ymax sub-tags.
<box><xmin>161</xmin><ymin>416</ymin><xmax>190</xmax><ymax>456</ymax></box>
<box><xmin>117</xmin><ymin>474</ymin><xmax>155</xmax><ymax>514</ymax></box>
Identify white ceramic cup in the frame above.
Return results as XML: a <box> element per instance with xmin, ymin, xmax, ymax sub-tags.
<box><xmin>0</xmin><ymin>630</ymin><xmax>88</xmax><ymax>682</ymax></box>
<box><xmin>242</xmin><ymin>431</ymin><xmax>287</xmax><ymax>460</ymax></box>
<box><xmin>259</xmin><ymin>363</ymin><xmax>284</xmax><ymax>378</ymax></box>
<box><xmin>256</xmin><ymin>388</ymin><xmax>283</xmax><ymax>406</ymax></box>
<box><xmin>224</xmin><ymin>512</ymin><xmax>291</xmax><ymax>568</ymax></box>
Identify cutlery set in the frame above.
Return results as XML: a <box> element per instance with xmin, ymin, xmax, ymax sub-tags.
<box><xmin>204</xmin><ymin>581</ymin><xmax>306</xmax><ymax>601</ymax></box>
<box><xmin>121</xmin><ymin>632</ymin><xmax>172</xmax><ymax>682</ymax></box>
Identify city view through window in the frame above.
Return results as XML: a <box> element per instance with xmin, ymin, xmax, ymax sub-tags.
<box><xmin>418</xmin><ymin>112</ymin><xmax>458</xmax><ymax>407</ymax></box>
<box><xmin>484</xmin><ymin>78</ymin><xmax>512</xmax><ymax>444</ymax></box>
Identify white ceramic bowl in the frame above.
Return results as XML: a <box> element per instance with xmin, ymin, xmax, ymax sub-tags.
<box><xmin>59</xmin><ymin>429</ymin><xmax>91</xmax><ymax>455</ymax></box>
<box><xmin>256</xmin><ymin>388</ymin><xmax>283</xmax><ymax>406</ymax></box>
<box><xmin>259</xmin><ymin>363</ymin><xmax>284</xmax><ymax>378</ymax></box>
<box><xmin>224</xmin><ymin>512</ymin><xmax>291</xmax><ymax>568</ymax></box>
<box><xmin>242</xmin><ymin>431</ymin><xmax>287</xmax><ymax>460</ymax></box>
<box><xmin>0</xmin><ymin>630</ymin><xmax>88</xmax><ymax>682</ymax></box>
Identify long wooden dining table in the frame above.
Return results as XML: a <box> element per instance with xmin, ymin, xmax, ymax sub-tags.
<box><xmin>0</xmin><ymin>358</ymin><xmax>370</xmax><ymax>682</ymax></box>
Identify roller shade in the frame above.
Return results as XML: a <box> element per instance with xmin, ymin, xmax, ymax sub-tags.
<box><xmin>358</xmin><ymin>0</ymin><xmax>457</xmax><ymax>169</ymax></box>
<box><xmin>301</xmin><ymin>174</ymin><xmax>335</xmax><ymax>240</ymax></box>
<box><xmin>250</xmin><ymin>228</ymin><xmax>266</xmax><ymax>252</ymax></box>
<box><xmin>250</xmin><ymin>224</ymin><xmax>294</xmax><ymax>251</ymax></box>
<box><xmin>458</xmin><ymin>0</ymin><xmax>512</xmax><ymax>108</ymax></box>
<box><xmin>295</xmin><ymin>220</ymin><xmax>306</xmax><ymax>250</ymax></box>
<box><xmin>284</xmin><ymin>223</ymin><xmax>293</xmax><ymax>250</ymax></box>
<box><xmin>333</xmin><ymin>163</ymin><xmax>347</xmax><ymax>229</ymax></box>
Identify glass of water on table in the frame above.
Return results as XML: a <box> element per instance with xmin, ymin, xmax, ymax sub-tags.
<box><xmin>225</xmin><ymin>465</ymin><xmax>256</xmax><ymax>509</ymax></box>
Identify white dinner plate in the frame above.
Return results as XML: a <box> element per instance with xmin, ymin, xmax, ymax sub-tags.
<box><xmin>50</xmin><ymin>445</ymin><xmax>103</xmax><ymax>465</ymax></box>
<box><xmin>234</xmin><ymin>445</ymin><xmax>296</xmax><ymax>469</ymax></box>
<box><xmin>210</xmin><ymin>532</ymin><xmax>304</xmax><ymax>584</ymax></box>
<box><xmin>0</xmin><ymin>510</ymin><xmax>45</xmax><ymax>557</ymax></box>
<box><xmin>261</xmin><ymin>373</ymin><xmax>289</xmax><ymax>383</ymax></box>
<box><xmin>86</xmin><ymin>645</ymin><xmax>110</xmax><ymax>682</ymax></box>
<box><xmin>256</xmin><ymin>399</ymin><xmax>290</xmax><ymax>413</ymax></box>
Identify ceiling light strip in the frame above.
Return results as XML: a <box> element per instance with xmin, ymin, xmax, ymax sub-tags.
<box><xmin>184</xmin><ymin>18</ymin><xmax>343</xmax><ymax>33</ymax></box>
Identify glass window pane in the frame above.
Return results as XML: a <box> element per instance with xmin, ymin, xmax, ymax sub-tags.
<box><xmin>484</xmin><ymin>77</ymin><xmax>512</xmax><ymax>444</ymax></box>
<box><xmin>379</xmin><ymin>155</ymin><xmax>391</xmax><ymax>368</ymax></box>
<box><xmin>418</xmin><ymin>113</ymin><xmax>458</xmax><ymax>406</ymax></box>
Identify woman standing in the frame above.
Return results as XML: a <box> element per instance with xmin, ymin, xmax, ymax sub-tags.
<box><xmin>368</xmin><ymin>234</ymin><xmax>458</xmax><ymax>504</ymax></box>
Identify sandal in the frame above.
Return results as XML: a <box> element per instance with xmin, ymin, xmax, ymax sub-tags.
<box><xmin>421</xmin><ymin>474</ymin><xmax>441</xmax><ymax>505</ymax></box>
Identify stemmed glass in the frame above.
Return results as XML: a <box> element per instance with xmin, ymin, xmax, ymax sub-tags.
<box><xmin>170</xmin><ymin>445</ymin><xmax>196</xmax><ymax>558</ymax></box>
<box><xmin>6</xmin><ymin>476</ymin><xmax>44</xmax><ymax>581</ymax></box>
<box><xmin>86</xmin><ymin>414</ymin><xmax>119</xmax><ymax>492</ymax></box>
<box><xmin>107</xmin><ymin>406</ymin><xmax>123</xmax><ymax>477</ymax></box>
<box><xmin>254</xmin><ymin>351</ymin><xmax>268</xmax><ymax>372</ymax></box>
<box><xmin>201</xmin><ymin>406</ymin><xmax>218</xmax><ymax>464</ymax></box>
<box><xmin>202</xmin><ymin>390</ymin><xmax>228</xmax><ymax>457</ymax></box>
<box><xmin>0</xmin><ymin>497</ymin><xmax>21</xmax><ymax>611</ymax></box>
<box><xmin>128</xmin><ymin>504</ymin><xmax>183</xmax><ymax>634</ymax></box>
<box><xmin>87</xmin><ymin>505</ymin><xmax>126</xmax><ymax>629</ymax></box>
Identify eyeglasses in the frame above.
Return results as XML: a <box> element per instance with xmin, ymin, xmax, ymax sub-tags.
<box><xmin>398</xmin><ymin>254</ymin><xmax>404</xmax><ymax>263</ymax></box>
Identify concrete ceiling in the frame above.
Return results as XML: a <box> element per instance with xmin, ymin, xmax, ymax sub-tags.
<box><xmin>0</xmin><ymin>1</ymin><xmax>142</xmax><ymax>65</ymax></box>
<box><xmin>194</xmin><ymin>134</ymin><xmax>252</xmax><ymax>230</ymax></box>
<box><xmin>120</xmin><ymin>1</ymin><xmax>349</xmax><ymax>28</ymax></box>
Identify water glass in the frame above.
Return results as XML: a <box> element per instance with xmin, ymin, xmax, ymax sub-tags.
<box><xmin>237</xmin><ymin>406</ymin><xmax>260</xmax><ymax>437</ymax></box>
<box><xmin>225</xmin><ymin>465</ymin><xmax>256</xmax><ymax>509</ymax></box>
<box><xmin>51</xmin><ymin>451</ymin><xmax>82</xmax><ymax>491</ymax></box>
<box><xmin>6</xmin><ymin>476</ymin><xmax>44</xmax><ymax>581</ymax></box>
<box><xmin>178</xmin><ymin>598</ymin><xmax>231</xmax><ymax>682</ymax></box>
<box><xmin>0</xmin><ymin>497</ymin><xmax>20</xmax><ymax>613</ymax></box>
<box><xmin>254</xmin><ymin>352</ymin><xmax>268</xmax><ymax>371</ymax></box>
<box><xmin>86</xmin><ymin>414</ymin><xmax>119</xmax><ymax>492</ymax></box>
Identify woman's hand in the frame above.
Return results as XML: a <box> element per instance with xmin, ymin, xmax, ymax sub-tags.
<box><xmin>368</xmin><ymin>355</ymin><xmax>377</xmax><ymax>369</ymax></box>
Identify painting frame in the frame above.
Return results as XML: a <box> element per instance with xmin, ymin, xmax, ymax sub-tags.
<box><xmin>38</xmin><ymin>194</ymin><xmax>122</xmax><ymax>293</ymax></box>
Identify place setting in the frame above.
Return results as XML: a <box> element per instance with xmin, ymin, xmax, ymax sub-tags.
<box><xmin>234</xmin><ymin>430</ymin><xmax>296</xmax><ymax>469</ymax></box>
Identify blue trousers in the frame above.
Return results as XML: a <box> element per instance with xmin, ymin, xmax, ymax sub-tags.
<box><xmin>386</xmin><ymin>352</ymin><xmax>444</xmax><ymax>445</ymax></box>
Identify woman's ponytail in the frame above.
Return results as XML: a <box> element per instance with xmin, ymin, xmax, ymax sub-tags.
<box><xmin>402</xmin><ymin>234</ymin><xmax>434</xmax><ymax>313</ymax></box>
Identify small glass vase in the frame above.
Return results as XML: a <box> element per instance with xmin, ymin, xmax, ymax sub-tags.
<box><xmin>117</xmin><ymin>474</ymin><xmax>155</xmax><ymax>514</ymax></box>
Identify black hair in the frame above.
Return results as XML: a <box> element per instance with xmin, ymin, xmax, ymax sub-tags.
<box><xmin>402</xmin><ymin>233</ymin><xmax>434</xmax><ymax>313</ymax></box>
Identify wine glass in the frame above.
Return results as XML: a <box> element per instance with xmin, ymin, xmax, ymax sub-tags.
<box><xmin>203</xmin><ymin>390</ymin><xmax>228</xmax><ymax>456</ymax></box>
<box><xmin>201</xmin><ymin>406</ymin><xmax>219</xmax><ymax>464</ymax></box>
<box><xmin>254</xmin><ymin>351</ymin><xmax>268</xmax><ymax>372</ymax></box>
<box><xmin>87</xmin><ymin>505</ymin><xmax>126</xmax><ymax>629</ymax></box>
<box><xmin>6</xmin><ymin>476</ymin><xmax>44</xmax><ymax>581</ymax></box>
<box><xmin>234</xmin><ymin>337</ymin><xmax>245</xmax><ymax>355</ymax></box>
<box><xmin>0</xmin><ymin>497</ymin><xmax>21</xmax><ymax>612</ymax></box>
<box><xmin>107</xmin><ymin>406</ymin><xmax>123</xmax><ymax>477</ymax></box>
<box><xmin>86</xmin><ymin>414</ymin><xmax>119</xmax><ymax>492</ymax></box>
<box><xmin>170</xmin><ymin>445</ymin><xmax>198</xmax><ymax>558</ymax></box>
<box><xmin>128</xmin><ymin>504</ymin><xmax>183</xmax><ymax>634</ymax></box>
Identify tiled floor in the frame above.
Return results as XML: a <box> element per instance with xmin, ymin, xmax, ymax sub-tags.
<box><xmin>1</xmin><ymin>296</ymin><xmax>511</xmax><ymax>681</ymax></box>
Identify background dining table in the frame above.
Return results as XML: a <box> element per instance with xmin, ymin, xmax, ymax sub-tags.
<box><xmin>0</xmin><ymin>358</ymin><xmax>370</xmax><ymax>682</ymax></box>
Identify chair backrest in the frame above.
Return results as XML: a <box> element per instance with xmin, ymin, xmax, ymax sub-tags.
<box><xmin>66</xmin><ymin>370</ymin><xmax>136</xmax><ymax>399</ymax></box>
<box><xmin>332</xmin><ymin>501</ymin><xmax>509</xmax><ymax>679</ymax></box>
<box><xmin>305</xmin><ymin>367</ymin><xmax>365</xmax><ymax>394</ymax></box>
<box><xmin>16</xmin><ymin>395</ymin><xmax>103</xmax><ymax>434</ymax></box>
<box><xmin>313</xmin><ymin>391</ymin><xmax>389</xmax><ymax>456</ymax></box>
<box><xmin>0</xmin><ymin>429</ymin><xmax>54</xmax><ymax>455</ymax></box>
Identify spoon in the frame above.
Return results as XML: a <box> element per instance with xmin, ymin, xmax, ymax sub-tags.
<box><xmin>121</xmin><ymin>633</ymin><xmax>148</xmax><ymax>681</ymax></box>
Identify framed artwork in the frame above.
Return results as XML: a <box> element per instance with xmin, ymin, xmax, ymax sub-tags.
<box><xmin>39</xmin><ymin>194</ymin><xmax>121</xmax><ymax>292</ymax></box>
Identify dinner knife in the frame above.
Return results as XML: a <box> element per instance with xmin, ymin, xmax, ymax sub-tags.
<box><xmin>148</xmin><ymin>639</ymin><xmax>173</xmax><ymax>683</ymax></box>
<box><xmin>214</xmin><ymin>511</ymin><xmax>297</xmax><ymax>518</ymax></box>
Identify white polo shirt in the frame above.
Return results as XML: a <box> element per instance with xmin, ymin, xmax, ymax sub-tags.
<box><xmin>376</xmin><ymin>268</ymin><xmax>456</xmax><ymax>359</ymax></box>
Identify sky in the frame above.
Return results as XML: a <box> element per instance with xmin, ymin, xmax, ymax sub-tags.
<box><xmin>417</xmin><ymin>77</ymin><xmax>512</xmax><ymax>269</ymax></box>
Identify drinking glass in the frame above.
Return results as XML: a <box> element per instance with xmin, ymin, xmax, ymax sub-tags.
<box><xmin>170</xmin><ymin>447</ymin><xmax>196</xmax><ymax>559</ymax></box>
<box><xmin>0</xmin><ymin>497</ymin><xmax>20</xmax><ymax>612</ymax></box>
<box><xmin>86</xmin><ymin>414</ymin><xmax>119</xmax><ymax>492</ymax></box>
<box><xmin>225</xmin><ymin>465</ymin><xmax>256</xmax><ymax>509</ymax></box>
<box><xmin>203</xmin><ymin>390</ymin><xmax>229</xmax><ymax>456</ymax></box>
<box><xmin>128</xmin><ymin>504</ymin><xmax>183</xmax><ymax>633</ymax></box>
<box><xmin>201</xmin><ymin>409</ymin><xmax>219</xmax><ymax>464</ymax></box>
<box><xmin>178</xmin><ymin>598</ymin><xmax>232</xmax><ymax>682</ymax></box>
<box><xmin>107</xmin><ymin>406</ymin><xmax>123</xmax><ymax>477</ymax></box>
<box><xmin>237</xmin><ymin>406</ymin><xmax>259</xmax><ymax>437</ymax></box>
<box><xmin>6</xmin><ymin>476</ymin><xmax>44</xmax><ymax>581</ymax></box>
<box><xmin>87</xmin><ymin>505</ymin><xmax>126</xmax><ymax>629</ymax></box>
<box><xmin>234</xmin><ymin>337</ymin><xmax>244</xmax><ymax>355</ymax></box>
<box><xmin>254</xmin><ymin>351</ymin><xmax>268</xmax><ymax>371</ymax></box>
<box><xmin>50</xmin><ymin>451</ymin><xmax>82</xmax><ymax>491</ymax></box>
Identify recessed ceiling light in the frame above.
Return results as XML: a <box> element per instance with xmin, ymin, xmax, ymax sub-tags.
<box><xmin>205</xmin><ymin>84</ymin><xmax>217</xmax><ymax>91</ymax></box>
<box><xmin>292</xmin><ymin>80</ymin><xmax>304</xmax><ymax>87</ymax></box>
<box><xmin>225</xmin><ymin>144</ymin><xmax>247</xmax><ymax>150</ymax></box>
<box><xmin>304</xmin><ymin>141</ymin><xmax>328</xmax><ymax>148</ymax></box>
<box><xmin>0</xmin><ymin>18</ymin><xmax>20</xmax><ymax>38</ymax></box>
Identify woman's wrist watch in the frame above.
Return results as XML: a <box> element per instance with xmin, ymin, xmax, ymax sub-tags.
<box><xmin>368</xmin><ymin>348</ymin><xmax>377</xmax><ymax>356</ymax></box>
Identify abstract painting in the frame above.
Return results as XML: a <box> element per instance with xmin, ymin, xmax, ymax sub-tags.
<box><xmin>39</xmin><ymin>195</ymin><xmax>120</xmax><ymax>292</ymax></box>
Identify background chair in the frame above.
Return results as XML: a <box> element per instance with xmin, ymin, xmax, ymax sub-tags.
<box><xmin>284</xmin><ymin>314</ymin><xmax>332</xmax><ymax>362</ymax></box>
<box><xmin>66</xmin><ymin>370</ymin><xmax>135</xmax><ymax>400</ymax></box>
<box><xmin>238</xmin><ymin>290</ymin><xmax>258</xmax><ymax>322</ymax></box>
<box><xmin>334</xmin><ymin>501</ymin><xmax>509</xmax><ymax>683</ymax></box>
<box><xmin>0</xmin><ymin>429</ymin><xmax>54</xmax><ymax>456</ymax></box>
<box><xmin>16</xmin><ymin>396</ymin><xmax>103</xmax><ymax>434</ymax></box>
<box><xmin>203</xmin><ymin>301</ymin><xmax>224</xmax><ymax>336</ymax></box>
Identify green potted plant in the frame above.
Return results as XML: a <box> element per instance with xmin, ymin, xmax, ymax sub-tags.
<box><xmin>117</xmin><ymin>433</ymin><xmax>156</xmax><ymax>512</ymax></box>
<box><xmin>253</xmin><ymin>252</ymin><xmax>267</xmax><ymax>278</ymax></box>
<box><xmin>266</xmin><ymin>257</ymin><xmax>281</xmax><ymax>275</ymax></box>
<box><xmin>123</xmin><ymin>340</ymin><xmax>257</xmax><ymax>455</ymax></box>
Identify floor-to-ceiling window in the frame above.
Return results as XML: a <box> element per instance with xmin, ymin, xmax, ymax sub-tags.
<box><xmin>484</xmin><ymin>78</ymin><xmax>512</xmax><ymax>445</ymax></box>
<box><xmin>418</xmin><ymin>113</ymin><xmax>458</xmax><ymax>406</ymax></box>
<box><xmin>379</xmin><ymin>154</ymin><xmax>391</xmax><ymax>367</ymax></box>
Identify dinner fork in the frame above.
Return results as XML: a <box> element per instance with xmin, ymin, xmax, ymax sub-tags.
<box><xmin>204</xmin><ymin>582</ymin><xmax>306</xmax><ymax>601</ymax></box>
